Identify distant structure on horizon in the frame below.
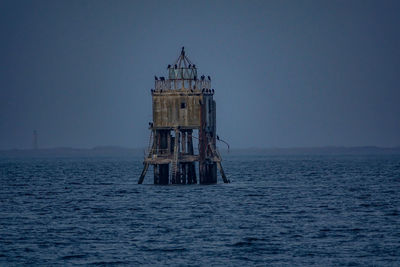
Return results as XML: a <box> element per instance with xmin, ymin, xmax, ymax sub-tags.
<box><xmin>138</xmin><ymin>47</ymin><xmax>229</xmax><ymax>184</ymax></box>
<box><xmin>33</xmin><ymin>130</ymin><xmax>38</xmax><ymax>150</ymax></box>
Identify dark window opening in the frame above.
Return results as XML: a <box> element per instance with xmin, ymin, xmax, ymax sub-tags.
<box><xmin>181</xmin><ymin>102</ymin><xmax>186</xmax><ymax>109</ymax></box>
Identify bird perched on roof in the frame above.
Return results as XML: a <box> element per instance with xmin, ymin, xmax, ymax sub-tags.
<box><xmin>201</xmin><ymin>75</ymin><xmax>205</xmax><ymax>81</ymax></box>
<box><xmin>154</xmin><ymin>76</ymin><xmax>158</xmax><ymax>80</ymax></box>
<box><xmin>167</xmin><ymin>64</ymin><xmax>171</xmax><ymax>68</ymax></box>
<box><xmin>208</xmin><ymin>76</ymin><xmax>211</xmax><ymax>81</ymax></box>
<box><xmin>160</xmin><ymin>77</ymin><xmax>165</xmax><ymax>81</ymax></box>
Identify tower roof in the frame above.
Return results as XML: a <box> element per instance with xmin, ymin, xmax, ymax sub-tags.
<box><xmin>173</xmin><ymin>47</ymin><xmax>194</xmax><ymax>68</ymax></box>
<box><xmin>168</xmin><ymin>47</ymin><xmax>197</xmax><ymax>80</ymax></box>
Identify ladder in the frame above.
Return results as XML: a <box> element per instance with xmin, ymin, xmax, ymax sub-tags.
<box><xmin>138</xmin><ymin>131</ymin><xmax>154</xmax><ymax>184</ymax></box>
<box><xmin>171</xmin><ymin>136</ymin><xmax>179</xmax><ymax>183</ymax></box>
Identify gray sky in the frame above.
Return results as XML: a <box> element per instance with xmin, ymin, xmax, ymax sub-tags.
<box><xmin>1</xmin><ymin>0</ymin><xmax>399</xmax><ymax>149</ymax></box>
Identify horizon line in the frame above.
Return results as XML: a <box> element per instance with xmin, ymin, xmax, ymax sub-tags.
<box><xmin>1</xmin><ymin>145</ymin><xmax>400</xmax><ymax>152</ymax></box>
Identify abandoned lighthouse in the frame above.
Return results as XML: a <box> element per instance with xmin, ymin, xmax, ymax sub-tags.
<box><xmin>138</xmin><ymin>48</ymin><xmax>229</xmax><ymax>185</ymax></box>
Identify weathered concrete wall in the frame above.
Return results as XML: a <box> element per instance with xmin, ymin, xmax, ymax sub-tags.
<box><xmin>152</xmin><ymin>91</ymin><xmax>203</xmax><ymax>128</ymax></box>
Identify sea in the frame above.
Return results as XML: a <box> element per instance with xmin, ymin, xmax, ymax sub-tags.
<box><xmin>0</xmin><ymin>154</ymin><xmax>399</xmax><ymax>266</ymax></box>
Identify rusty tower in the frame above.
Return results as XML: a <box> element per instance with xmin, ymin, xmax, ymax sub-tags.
<box><xmin>138</xmin><ymin>47</ymin><xmax>229</xmax><ymax>185</ymax></box>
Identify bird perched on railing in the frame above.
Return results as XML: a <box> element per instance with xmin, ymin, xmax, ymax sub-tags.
<box><xmin>167</xmin><ymin>64</ymin><xmax>171</xmax><ymax>68</ymax></box>
<box><xmin>208</xmin><ymin>76</ymin><xmax>211</xmax><ymax>81</ymax></box>
<box><xmin>154</xmin><ymin>76</ymin><xmax>158</xmax><ymax>80</ymax></box>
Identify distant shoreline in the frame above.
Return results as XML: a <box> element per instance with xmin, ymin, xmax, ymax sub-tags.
<box><xmin>1</xmin><ymin>146</ymin><xmax>400</xmax><ymax>157</ymax></box>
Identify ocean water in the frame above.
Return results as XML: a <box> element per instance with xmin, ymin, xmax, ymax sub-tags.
<box><xmin>0</xmin><ymin>154</ymin><xmax>399</xmax><ymax>266</ymax></box>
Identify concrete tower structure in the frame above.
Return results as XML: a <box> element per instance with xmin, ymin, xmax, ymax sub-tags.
<box><xmin>138</xmin><ymin>48</ymin><xmax>229</xmax><ymax>185</ymax></box>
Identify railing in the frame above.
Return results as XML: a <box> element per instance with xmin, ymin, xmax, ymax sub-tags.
<box><xmin>145</xmin><ymin>148</ymin><xmax>200</xmax><ymax>157</ymax></box>
<box><xmin>168</xmin><ymin>67</ymin><xmax>197</xmax><ymax>80</ymax></box>
<box><xmin>154</xmin><ymin>79</ymin><xmax>211</xmax><ymax>91</ymax></box>
<box><xmin>155</xmin><ymin>80</ymin><xmax>172</xmax><ymax>90</ymax></box>
<box><xmin>144</xmin><ymin>148</ymin><xmax>170</xmax><ymax>157</ymax></box>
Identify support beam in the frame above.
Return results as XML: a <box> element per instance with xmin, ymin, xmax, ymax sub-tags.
<box><xmin>181</xmin><ymin>131</ymin><xmax>186</xmax><ymax>154</ymax></box>
<box><xmin>171</xmin><ymin>129</ymin><xmax>180</xmax><ymax>184</ymax></box>
<box><xmin>217</xmin><ymin>162</ymin><xmax>230</xmax><ymax>183</ymax></box>
<box><xmin>154</xmin><ymin>164</ymin><xmax>160</xmax><ymax>184</ymax></box>
<box><xmin>138</xmin><ymin>163</ymin><xmax>149</xmax><ymax>184</ymax></box>
<box><xmin>186</xmin><ymin>130</ymin><xmax>197</xmax><ymax>184</ymax></box>
<box><xmin>181</xmin><ymin>163</ymin><xmax>187</xmax><ymax>184</ymax></box>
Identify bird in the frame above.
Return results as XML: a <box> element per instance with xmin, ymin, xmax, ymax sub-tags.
<box><xmin>208</xmin><ymin>76</ymin><xmax>211</xmax><ymax>81</ymax></box>
<box><xmin>174</xmin><ymin>64</ymin><xmax>177</xmax><ymax>69</ymax></box>
<box><xmin>217</xmin><ymin>135</ymin><xmax>220</xmax><ymax>140</ymax></box>
<box><xmin>160</xmin><ymin>77</ymin><xmax>165</xmax><ymax>81</ymax></box>
<box><xmin>193</xmin><ymin>75</ymin><xmax>197</xmax><ymax>80</ymax></box>
<box><xmin>193</xmin><ymin>64</ymin><xmax>196</xmax><ymax>68</ymax></box>
<box><xmin>201</xmin><ymin>75</ymin><xmax>205</xmax><ymax>81</ymax></box>
<box><xmin>212</xmin><ymin>89</ymin><xmax>214</xmax><ymax>93</ymax></box>
<box><xmin>202</xmin><ymin>88</ymin><xmax>205</xmax><ymax>93</ymax></box>
<box><xmin>167</xmin><ymin>64</ymin><xmax>171</xmax><ymax>68</ymax></box>
<box><xmin>188</xmin><ymin>64</ymin><xmax>191</xmax><ymax>68</ymax></box>
<box><xmin>154</xmin><ymin>76</ymin><xmax>158</xmax><ymax>80</ymax></box>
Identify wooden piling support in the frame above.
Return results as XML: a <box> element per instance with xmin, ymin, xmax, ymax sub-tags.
<box><xmin>138</xmin><ymin>163</ymin><xmax>149</xmax><ymax>184</ymax></box>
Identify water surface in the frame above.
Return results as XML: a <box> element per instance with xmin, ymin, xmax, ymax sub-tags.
<box><xmin>1</xmin><ymin>154</ymin><xmax>399</xmax><ymax>266</ymax></box>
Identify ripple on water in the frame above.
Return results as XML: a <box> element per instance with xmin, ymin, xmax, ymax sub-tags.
<box><xmin>0</xmin><ymin>155</ymin><xmax>399</xmax><ymax>265</ymax></box>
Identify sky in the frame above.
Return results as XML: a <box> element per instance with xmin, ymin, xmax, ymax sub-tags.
<box><xmin>1</xmin><ymin>0</ymin><xmax>399</xmax><ymax>149</ymax></box>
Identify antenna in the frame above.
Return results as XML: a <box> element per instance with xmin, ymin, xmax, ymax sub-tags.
<box><xmin>33</xmin><ymin>130</ymin><xmax>38</xmax><ymax>150</ymax></box>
